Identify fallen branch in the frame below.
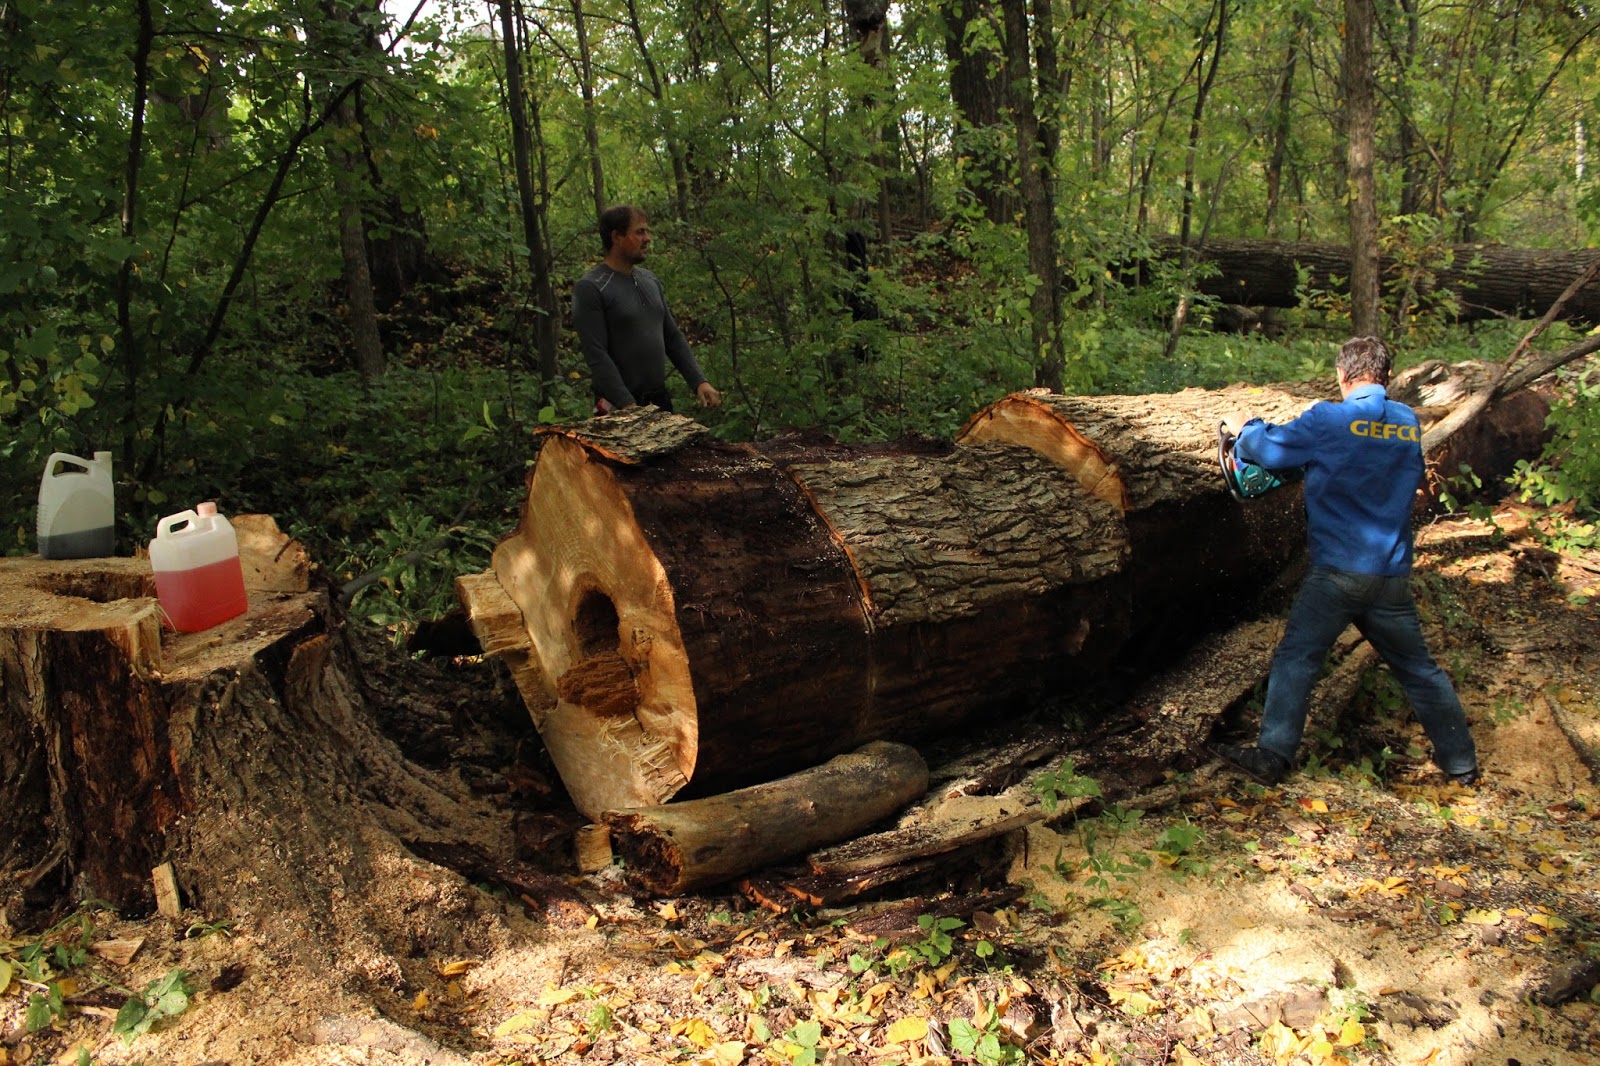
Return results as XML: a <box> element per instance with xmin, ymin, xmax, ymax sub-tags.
<box><xmin>1423</xmin><ymin>260</ymin><xmax>1600</xmax><ymax>455</ymax></box>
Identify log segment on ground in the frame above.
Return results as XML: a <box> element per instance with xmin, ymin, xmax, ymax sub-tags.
<box><xmin>957</xmin><ymin>384</ymin><xmax>1317</xmax><ymax>645</ymax></box>
<box><xmin>1147</xmin><ymin>237</ymin><xmax>1600</xmax><ymax>324</ymax></box>
<box><xmin>461</xmin><ymin>408</ymin><xmax>1131</xmax><ymax>818</ymax></box>
<box><xmin>1</xmin><ymin>520</ymin><xmax>517</xmax><ymax>986</ymax></box>
<box><xmin>603</xmin><ymin>741</ymin><xmax>928</xmax><ymax>895</ymax></box>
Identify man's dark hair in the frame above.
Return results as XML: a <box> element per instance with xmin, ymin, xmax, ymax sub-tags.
<box><xmin>599</xmin><ymin>204</ymin><xmax>640</xmax><ymax>252</ymax></box>
<box><xmin>1337</xmin><ymin>335</ymin><xmax>1392</xmax><ymax>385</ymax></box>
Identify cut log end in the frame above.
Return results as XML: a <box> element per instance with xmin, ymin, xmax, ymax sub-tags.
<box><xmin>490</xmin><ymin>434</ymin><xmax>700</xmax><ymax>816</ymax></box>
<box><xmin>958</xmin><ymin>392</ymin><xmax>1129</xmax><ymax>509</ymax></box>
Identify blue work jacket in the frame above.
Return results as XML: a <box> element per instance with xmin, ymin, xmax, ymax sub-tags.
<box><xmin>1235</xmin><ymin>384</ymin><xmax>1424</xmax><ymax>576</ymax></box>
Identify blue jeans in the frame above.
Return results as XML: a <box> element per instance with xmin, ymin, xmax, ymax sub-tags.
<box><xmin>1258</xmin><ymin>566</ymin><xmax>1477</xmax><ymax>776</ymax></box>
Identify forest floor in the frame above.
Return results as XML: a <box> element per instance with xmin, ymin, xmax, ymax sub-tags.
<box><xmin>3</xmin><ymin>503</ymin><xmax>1599</xmax><ymax>1066</ymax></box>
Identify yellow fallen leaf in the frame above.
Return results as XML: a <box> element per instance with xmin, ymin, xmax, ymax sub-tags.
<box><xmin>1528</xmin><ymin>913</ymin><xmax>1569</xmax><ymax>930</ymax></box>
<box><xmin>586</xmin><ymin>914</ymin><xmax>599</xmax><ymax>930</ymax></box>
<box><xmin>658</xmin><ymin>901</ymin><xmax>679</xmax><ymax>922</ymax></box>
<box><xmin>413</xmin><ymin>990</ymin><xmax>429</xmax><ymax>1011</ymax></box>
<box><xmin>1336</xmin><ymin>1017</ymin><xmax>1365</xmax><ymax>1047</ymax></box>
<box><xmin>1173</xmin><ymin>1044</ymin><xmax>1207</xmax><ymax>1065</ymax></box>
<box><xmin>438</xmin><ymin>959</ymin><xmax>477</xmax><ymax>977</ymax></box>
<box><xmin>538</xmin><ymin>987</ymin><xmax>582</xmax><ymax>1005</ymax></box>
<box><xmin>686</xmin><ymin>1040</ymin><xmax>746</xmax><ymax>1066</ymax></box>
<box><xmin>1463</xmin><ymin>909</ymin><xmax>1502</xmax><ymax>926</ymax></box>
<box><xmin>885</xmin><ymin>1016</ymin><xmax>929</xmax><ymax>1044</ymax></box>
<box><xmin>0</xmin><ymin>959</ymin><xmax>12</xmax><ymax>995</ymax></box>
<box><xmin>494</xmin><ymin>1009</ymin><xmax>542</xmax><ymax>1036</ymax></box>
<box><xmin>55</xmin><ymin>977</ymin><xmax>78</xmax><ymax>997</ymax></box>
<box><xmin>672</xmin><ymin>1016</ymin><xmax>719</xmax><ymax>1048</ymax></box>
<box><xmin>1300</xmin><ymin>798</ymin><xmax>1330</xmax><ymax>814</ymax></box>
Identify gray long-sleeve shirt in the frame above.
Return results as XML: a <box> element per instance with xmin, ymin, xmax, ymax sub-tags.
<box><xmin>572</xmin><ymin>264</ymin><xmax>706</xmax><ymax>408</ymax></box>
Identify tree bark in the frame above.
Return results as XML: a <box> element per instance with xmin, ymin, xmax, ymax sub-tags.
<box><xmin>497</xmin><ymin>0</ymin><xmax>559</xmax><ymax>381</ymax></box>
<box><xmin>958</xmin><ymin>384</ymin><xmax>1316</xmax><ymax>647</ymax></box>
<box><xmin>1142</xmin><ymin>236</ymin><xmax>1600</xmax><ymax>324</ymax></box>
<box><xmin>461</xmin><ymin>409</ymin><xmax>1130</xmax><ymax>818</ymax></box>
<box><xmin>603</xmin><ymin>741</ymin><xmax>928</xmax><ymax>895</ymax></box>
<box><xmin>1000</xmin><ymin>0</ymin><xmax>1065</xmax><ymax>390</ymax></box>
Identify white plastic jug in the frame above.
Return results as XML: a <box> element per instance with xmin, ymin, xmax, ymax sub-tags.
<box><xmin>148</xmin><ymin>502</ymin><xmax>249</xmax><ymax>632</ymax></box>
<box><xmin>37</xmin><ymin>451</ymin><xmax>115</xmax><ymax>559</ymax></box>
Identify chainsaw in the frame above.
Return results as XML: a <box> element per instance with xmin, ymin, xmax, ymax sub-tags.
<box><xmin>1217</xmin><ymin>422</ymin><xmax>1301</xmax><ymax>500</ymax></box>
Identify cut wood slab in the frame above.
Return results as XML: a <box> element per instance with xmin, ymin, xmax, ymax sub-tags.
<box><xmin>603</xmin><ymin>741</ymin><xmax>929</xmax><ymax>895</ymax></box>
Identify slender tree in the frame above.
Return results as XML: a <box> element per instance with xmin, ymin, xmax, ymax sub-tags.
<box><xmin>1345</xmin><ymin>0</ymin><xmax>1381</xmax><ymax>336</ymax></box>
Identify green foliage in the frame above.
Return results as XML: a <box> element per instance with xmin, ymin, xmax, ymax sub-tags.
<box><xmin>912</xmin><ymin>914</ymin><xmax>964</xmax><ymax>966</ymax></box>
<box><xmin>1032</xmin><ymin>757</ymin><xmax>1102</xmax><ymax>815</ymax></box>
<box><xmin>113</xmin><ymin>968</ymin><xmax>196</xmax><ymax>1045</ymax></box>
<box><xmin>781</xmin><ymin>1017</ymin><xmax>822</xmax><ymax>1066</ymax></box>
<box><xmin>1512</xmin><ymin>373</ymin><xmax>1600</xmax><ymax>523</ymax></box>
<box><xmin>947</xmin><ymin>1006</ymin><xmax>1025</xmax><ymax>1066</ymax></box>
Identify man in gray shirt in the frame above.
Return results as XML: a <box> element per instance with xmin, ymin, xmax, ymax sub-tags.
<box><xmin>573</xmin><ymin>205</ymin><xmax>721</xmax><ymax>414</ymax></box>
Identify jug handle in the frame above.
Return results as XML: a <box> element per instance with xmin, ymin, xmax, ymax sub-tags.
<box><xmin>157</xmin><ymin>511</ymin><xmax>200</xmax><ymax>538</ymax></box>
<box><xmin>44</xmin><ymin>452</ymin><xmax>91</xmax><ymax>477</ymax></box>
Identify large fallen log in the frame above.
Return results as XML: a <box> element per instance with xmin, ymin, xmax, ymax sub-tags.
<box><xmin>0</xmin><ymin>520</ymin><xmax>520</xmax><ymax>985</ymax></box>
<box><xmin>462</xmin><ymin>410</ymin><xmax>1130</xmax><ymax>818</ymax></box>
<box><xmin>1148</xmin><ymin>236</ymin><xmax>1600</xmax><ymax>324</ymax></box>
<box><xmin>465</xmin><ymin>365</ymin><xmax>1557</xmax><ymax>820</ymax></box>
<box><xmin>957</xmin><ymin>384</ymin><xmax>1317</xmax><ymax>647</ymax></box>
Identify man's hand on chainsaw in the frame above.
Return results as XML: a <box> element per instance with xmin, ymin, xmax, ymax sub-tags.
<box><xmin>1221</xmin><ymin>410</ymin><xmax>1252</xmax><ymax>437</ymax></box>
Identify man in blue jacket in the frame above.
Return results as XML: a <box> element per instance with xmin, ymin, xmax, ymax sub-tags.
<box><xmin>1214</xmin><ymin>336</ymin><xmax>1479</xmax><ymax>787</ymax></box>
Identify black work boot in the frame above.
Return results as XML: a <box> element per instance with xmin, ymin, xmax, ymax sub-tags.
<box><xmin>1448</xmin><ymin>766</ymin><xmax>1481</xmax><ymax>787</ymax></box>
<box><xmin>1212</xmin><ymin>743</ymin><xmax>1291</xmax><ymax>786</ymax></box>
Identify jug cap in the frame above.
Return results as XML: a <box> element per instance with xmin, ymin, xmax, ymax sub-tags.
<box><xmin>197</xmin><ymin>501</ymin><xmax>217</xmax><ymax>517</ymax></box>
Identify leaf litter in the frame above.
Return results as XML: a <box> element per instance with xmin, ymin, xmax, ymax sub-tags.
<box><xmin>1</xmin><ymin>506</ymin><xmax>1598</xmax><ymax>1065</ymax></box>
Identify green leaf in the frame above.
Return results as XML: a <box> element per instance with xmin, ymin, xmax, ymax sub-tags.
<box><xmin>114</xmin><ymin>996</ymin><xmax>149</xmax><ymax>1042</ymax></box>
<box><xmin>25</xmin><ymin>992</ymin><xmax>56</xmax><ymax>1031</ymax></box>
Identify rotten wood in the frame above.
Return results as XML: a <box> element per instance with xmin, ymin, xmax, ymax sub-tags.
<box><xmin>602</xmin><ymin>741</ymin><xmax>929</xmax><ymax>896</ymax></box>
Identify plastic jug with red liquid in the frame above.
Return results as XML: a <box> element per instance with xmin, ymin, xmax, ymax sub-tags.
<box><xmin>148</xmin><ymin>502</ymin><xmax>249</xmax><ymax>632</ymax></box>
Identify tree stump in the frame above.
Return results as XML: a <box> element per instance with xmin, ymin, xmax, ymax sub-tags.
<box><xmin>1</xmin><ymin>519</ymin><xmax>516</xmax><ymax>985</ymax></box>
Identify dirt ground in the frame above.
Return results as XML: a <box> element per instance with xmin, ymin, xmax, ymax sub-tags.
<box><xmin>3</xmin><ymin>503</ymin><xmax>1598</xmax><ymax>1066</ymax></box>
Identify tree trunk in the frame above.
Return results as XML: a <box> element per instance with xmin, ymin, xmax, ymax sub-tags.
<box><xmin>1000</xmin><ymin>0</ymin><xmax>1065</xmax><ymax>390</ymax></box>
<box><xmin>1142</xmin><ymin>236</ymin><xmax>1600</xmax><ymax>324</ymax></box>
<box><xmin>942</xmin><ymin>0</ymin><xmax>1014</xmax><ymax>225</ymax></box>
<box><xmin>461</xmin><ymin>409</ymin><xmax>1130</xmax><ymax>819</ymax></box>
<box><xmin>958</xmin><ymin>384</ymin><xmax>1315</xmax><ymax>649</ymax></box>
<box><xmin>0</xmin><ymin>519</ymin><xmax>520</xmax><ymax>983</ymax></box>
<box><xmin>497</xmin><ymin>0</ymin><xmax>559</xmax><ymax>382</ymax></box>
<box><xmin>1344</xmin><ymin>0</ymin><xmax>1380</xmax><ymax>335</ymax></box>
<box><xmin>603</xmin><ymin>741</ymin><xmax>928</xmax><ymax>895</ymax></box>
